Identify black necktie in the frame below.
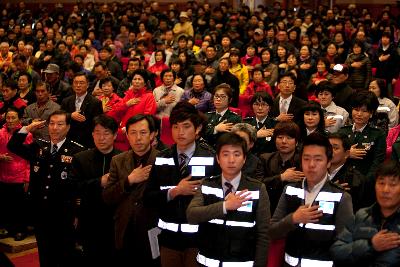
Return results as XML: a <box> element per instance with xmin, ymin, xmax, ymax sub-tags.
<box><xmin>257</xmin><ymin>121</ymin><xmax>263</xmax><ymax>130</ymax></box>
<box><xmin>179</xmin><ymin>153</ymin><xmax>189</xmax><ymax>178</ymax></box>
<box><xmin>224</xmin><ymin>182</ymin><xmax>233</xmax><ymax>197</ymax></box>
<box><xmin>216</xmin><ymin>113</ymin><xmax>222</xmax><ymax>122</ymax></box>
<box><xmin>51</xmin><ymin>144</ymin><xmax>58</xmax><ymax>157</ymax></box>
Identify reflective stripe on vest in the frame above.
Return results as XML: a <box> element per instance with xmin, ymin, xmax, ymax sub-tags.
<box><xmin>202</xmin><ymin>185</ymin><xmax>260</xmax><ymax>200</ymax></box>
<box><xmin>299</xmin><ymin>223</ymin><xmax>335</xmax><ymax>231</ymax></box>
<box><xmin>181</xmin><ymin>224</ymin><xmax>199</xmax><ymax>233</ymax></box>
<box><xmin>285</xmin><ymin>186</ymin><xmax>304</xmax><ymax>199</ymax></box>
<box><xmin>155</xmin><ymin>157</ymin><xmax>175</xmax><ymax>165</ymax></box>
<box><xmin>285</xmin><ymin>253</ymin><xmax>333</xmax><ymax>267</ymax></box>
<box><xmin>315</xmin><ymin>192</ymin><xmax>342</xmax><ymax>202</ymax></box>
<box><xmin>158</xmin><ymin>219</ymin><xmax>199</xmax><ymax>233</ymax></box>
<box><xmin>197</xmin><ymin>253</ymin><xmax>254</xmax><ymax>267</ymax></box>
<box><xmin>189</xmin><ymin>157</ymin><xmax>214</xmax><ymax>165</ymax></box>
<box><xmin>208</xmin><ymin>219</ymin><xmax>256</xmax><ymax>228</ymax></box>
<box><xmin>160</xmin><ymin>186</ymin><xmax>176</xmax><ymax>190</ymax></box>
<box><xmin>202</xmin><ymin>185</ymin><xmax>224</xmax><ymax>198</ymax></box>
<box><xmin>286</xmin><ymin>186</ymin><xmax>343</xmax><ymax>203</ymax></box>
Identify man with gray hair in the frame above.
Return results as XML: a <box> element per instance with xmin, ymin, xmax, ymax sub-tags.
<box><xmin>232</xmin><ymin>123</ymin><xmax>264</xmax><ymax>181</ymax></box>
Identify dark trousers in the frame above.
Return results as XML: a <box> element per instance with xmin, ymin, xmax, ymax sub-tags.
<box><xmin>0</xmin><ymin>182</ymin><xmax>26</xmax><ymax>235</ymax></box>
<box><xmin>34</xmin><ymin>211</ymin><xmax>76</xmax><ymax>267</ymax></box>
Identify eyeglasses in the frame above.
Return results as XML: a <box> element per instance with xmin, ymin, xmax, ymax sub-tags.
<box><xmin>73</xmin><ymin>81</ymin><xmax>87</xmax><ymax>85</ymax></box>
<box><xmin>214</xmin><ymin>94</ymin><xmax>228</xmax><ymax>100</ymax></box>
<box><xmin>253</xmin><ymin>102</ymin><xmax>269</xmax><ymax>108</ymax></box>
<box><xmin>279</xmin><ymin>80</ymin><xmax>294</xmax><ymax>85</ymax></box>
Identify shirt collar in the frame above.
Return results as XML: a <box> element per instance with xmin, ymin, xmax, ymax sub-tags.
<box><xmin>256</xmin><ymin>116</ymin><xmax>267</xmax><ymax>124</ymax></box>
<box><xmin>217</xmin><ymin>108</ymin><xmax>229</xmax><ymax>117</ymax></box>
<box><xmin>52</xmin><ymin>138</ymin><xmax>67</xmax><ymax>150</ymax></box>
<box><xmin>303</xmin><ymin>173</ymin><xmax>328</xmax><ymax>193</ymax></box>
<box><xmin>177</xmin><ymin>142</ymin><xmax>196</xmax><ymax>160</ymax></box>
<box><xmin>280</xmin><ymin>94</ymin><xmax>292</xmax><ymax>103</ymax></box>
<box><xmin>76</xmin><ymin>92</ymin><xmax>88</xmax><ymax>102</ymax></box>
<box><xmin>329</xmin><ymin>164</ymin><xmax>345</xmax><ymax>180</ymax></box>
<box><xmin>352</xmin><ymin>123</ymin><xmax>367</xmax><ymax>133</ymax></box>
<box><xmin>222</xmin><ymin>171</ymin><xmax>242</xmax><ymax>192</ymax></box>
<box><xmin>306</xmin><ymin>128</ymin><xmax>317</xmax><ymax>136</ymax></box>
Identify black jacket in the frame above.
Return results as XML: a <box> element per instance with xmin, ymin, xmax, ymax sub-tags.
<box><xmin>61</xmin><ymin>94</ymin><xmax>103</xmax><ymax>148</ymax></box>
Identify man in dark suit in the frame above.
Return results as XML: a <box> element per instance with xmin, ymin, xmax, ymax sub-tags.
<box><xmin>71</xmin><ymin>115</ymin><xmax>121</xmax><ymax>267</ymax></box>
<box><xmin>103</xmin><ymin>114</ymin><xmax>159</xmax><ymax>267</ymax></box>
<box><xmin>187</xmin><ymin>132</ymin><xmax>270</xmax><ymax>267</ymax></box>
<box><xmin>270</xmin><ymin>72</ymin><xmax>307</xmax><ymax>122</ymax></box>
<box><xmin>61</xmin><ymin>72</ymin><xmax>103</xmax><ymax>148</ymax></box>
<box><xmin>7</xmin><ymin>110</ymin><xmax>86</xmax><ymax>267</ymax></box>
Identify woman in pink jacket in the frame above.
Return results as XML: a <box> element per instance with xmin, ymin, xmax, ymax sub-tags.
<box><xmin>108</xmin><ymin>69</ymin><xmax>157</xmax><ymax>151</ymax></box>
<box><xmin>0</xmin><ymin>108</ymin><xmax>33</xmax><ymax>241</ymax></box>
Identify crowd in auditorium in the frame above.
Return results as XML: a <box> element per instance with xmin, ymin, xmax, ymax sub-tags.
<box><xmin>1</xmin><ymin>0</ymin><xmax>400</xmax><ymax>266</ymax></box>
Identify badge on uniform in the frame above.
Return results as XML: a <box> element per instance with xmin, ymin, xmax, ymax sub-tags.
<box><xmin>61</xmin><ymin>171</ymin><xmax>68</xmax><ymax>180</ymax></box>
<box><xmin>61</xmin><ymin>155</ymin><xmax>73</xmax><ymax>163</ymax></box>
<box><xmin>318</xmin><ymin>201</ymin><xmax>334</xmax><ymax>214</ymax></box>
<box><xmin>33</xmin><ymin>165</ymin><xmax>39</xmax><ymax>173</ymax></box>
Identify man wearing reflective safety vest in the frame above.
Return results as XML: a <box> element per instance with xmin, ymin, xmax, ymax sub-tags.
<box><xmin>187</xmin><ymin>132</ymin><xmax>270</xmax><ymax>267</ymax></box>
<box><xmin>144</xmin><ymin>101</ymin><xmax>218</xmax><ymax>267</ymax></box>
<box><xmin>269</xmin><ymin>133</ymin><xmax>353</xmax><ymax>267</ymax></box>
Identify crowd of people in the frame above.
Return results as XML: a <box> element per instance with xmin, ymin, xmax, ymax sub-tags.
<box><xmin>1</xmin><ymin>0</ymin><xmax>400</xmax><ymax>267</ymax></box>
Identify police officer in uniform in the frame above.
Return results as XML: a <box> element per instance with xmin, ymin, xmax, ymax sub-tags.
<box><xmin>8</xmin><ymin>110</ymin><xmax>85</xmax><ymax>267</ymax></box>
<box><xmin>338</xmin><ymin>91</ymin><xmax>386</xmax><ymax>180</ymax></box>
<box><xmin>204</xmin><ymin>84</ymin><xmax>241</xmax><ymax>147</ymax></box>
<box><xmin>144</xmin><ymin>102</ymin><xmax>218</xmax><ymax>267</ymax></box>
<box><xmin>269</xmin><ymin>133</ymin><xmax>353</xmax><ymax>267</ymax></box>
<box><xmin>243</xmin><ymin>92</ymin><xmax>276</xmax><ymax>156</ymax></box>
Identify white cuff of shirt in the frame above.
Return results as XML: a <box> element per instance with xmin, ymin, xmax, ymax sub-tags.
<box><xmin>19</xmin><ymin>126</ymin><xmax>29</xmax><ymax>134</ymax></box>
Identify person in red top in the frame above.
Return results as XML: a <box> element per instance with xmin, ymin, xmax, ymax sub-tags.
<box><xmin>240</xmin><ymin>67</ymin><xmax>273</xmax><ymax>118</ymax></box>
<box><xmin>108</xmin><ymin>69</ymin><xmax>157</xmax><ymax>151</ymax></box>
<box><xmin>0</xmin><ymin>108</ymin><xmax>33</xmax><ymax>241</ymax></box>
<box><xmin>240</xmin><ymin>44</ymin><xmax>261</xmax><ymax>75</ymax></box>
<box><xmin>97</xmin><ymin>77</ymin><xmax>122</xmax><ymax>115</ymax></box>
<box><xmin>307</xmin><ymin>57</ymin><xmax>332</xmax><ymax>100</ymax></box>
<box><xmin>147</xmin><ymin>50</ymin><xmax>169</xmax><ymax>88</ymax></box>
<box><xmin>0</xmin><ymin>79</ymin><xmax>27</xmax><ymax>128</ymax></box>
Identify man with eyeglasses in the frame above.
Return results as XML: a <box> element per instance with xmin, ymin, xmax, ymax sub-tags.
<box><xmin>244</xmin><ymin>92</ymin><xmax>277</xmax><ymax>156</ymax></box>
<box><xmin>270</xmin><ymin>72</ymin><xmax>307</xmax><ymax>123</ymax></box>
<box><xmin>61</xmin><ymin>72</ymin><xmax>103</xmax><ymax>148</ymax></box>
<box><xmin>204</xmin><ymin>83</ymin><xmax>242</xmax><ymax>147</ymax></box>
<box><xmin>7</xmin><ymin>110</ymin><xmax>86</xmax><ymax>267</ymax></box>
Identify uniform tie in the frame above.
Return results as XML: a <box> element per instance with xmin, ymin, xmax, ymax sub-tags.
<box><xmin>224</xmin><ymin>182</ymin><xmax>233</xmax><ymax>197</ymax></box>
<box><xmin>257</xmin><ymin>121</ymin><xmax>263</xmax><ymax>130</ymax></box>
<box><xmin>216</xmin><ymin>113</ymin><xmax>222</xmax><ymax>122</ymax></box>
<box><xmin>179</xmin><ymin>153</ymin><xmax>189</xmax><ymax>178</ymax></box>
<box><xmin>51</xmin><ymin>144</ymin><xmax>58</xmax><ymax>157</ymax></box>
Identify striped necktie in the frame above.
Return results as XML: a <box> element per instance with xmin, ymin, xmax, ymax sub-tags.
<box><xmin>179</xmin><ymin>153</ymin><xmax>189</xmax><ymax>178</ymax></box>
<box><xmin>224</xmin><ymin>182</ymin><xmax>233</xmax><ymax>197</ymax></box>
<box><xmin>51</xmin><ymin>144</ymin><xmax>58</xmax><ymax>157</ymax></box>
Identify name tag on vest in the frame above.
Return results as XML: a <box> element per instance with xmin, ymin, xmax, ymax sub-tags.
<box><xmin>318</xmin><ymin>201</ymin><xmax>335</xmax><ymax>214</ymax></box>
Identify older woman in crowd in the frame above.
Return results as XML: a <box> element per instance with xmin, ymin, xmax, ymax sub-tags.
<box><xmin>108</xmin><ymin>69</ymin><xmax>156</xmax><ymax>150</ymax></box>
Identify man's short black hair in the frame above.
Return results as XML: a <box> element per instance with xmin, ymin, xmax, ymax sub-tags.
<box><xmin>92</xmin><ymin>114</ymin><xmax>118</xmax><ymax>134</ymax></box>
<box><xmin>170</xmin><ymin>101</ymin><xmax>204</xmax><ymax>128</ymax></box>
<box><xmin>216</xmin><ymin>132</ymin><xmax>247</xmax><ymax>156</ymax></box>
<box><xmin>375</xmin><ymin>160</ymin><xmax>400</xmax><ymax>181</ymax></box>
<box><xmin>328</xmin><ymin>132</ymin><xmax>351</xmax><ymax>151</ymax></box>
<box><xmin>301</xmin><ymin>132</ymin><xmax>333</xmax><ymax>161</ymax></box>
<box><xmin>73</xmin><ymin>72</ymin><xmax>88</xmax><ymax>82</ymax></box>
<box><xmin>125</xmin><ymin>114</ymin><xmax>156</xmax><ymax>133</ymax></box>
<box><xmin>278</xmin><ymin>71</ymin><xmax>297</xmax><ymax>85</ymax></box>
<box><xmin>48</xmin><ymin>110</ymin><xmax>71</xmax><ymax>125</ymax></box>
<box><xmin>3</xmin><ymin>79</ymin><xmax>18</xmax><ymax>90</ymax></box>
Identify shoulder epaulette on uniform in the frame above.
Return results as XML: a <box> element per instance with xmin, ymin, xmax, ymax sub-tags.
<box><xmin>37</xmin><ymin>138</ymin><xmax>50</xmax><ymax>143</ymax></box>
<box><xmin>228</xmin><ymin>109</ymin><xmax>239</xmax><ymax>115</ymax></box>
<box><xmin>207</xmin><ymin>111</ymin><xmax>215</xmax><ymax>114</ymax></box>
<box><xmin>71</xmin><ymin>140</ymin><xmax>85</xmax><ymax>148</ymax></box>
<box><xmin>198</xmin><ymin>138</ymin><xmax>216</xmax><ymax>154</ymax></box>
